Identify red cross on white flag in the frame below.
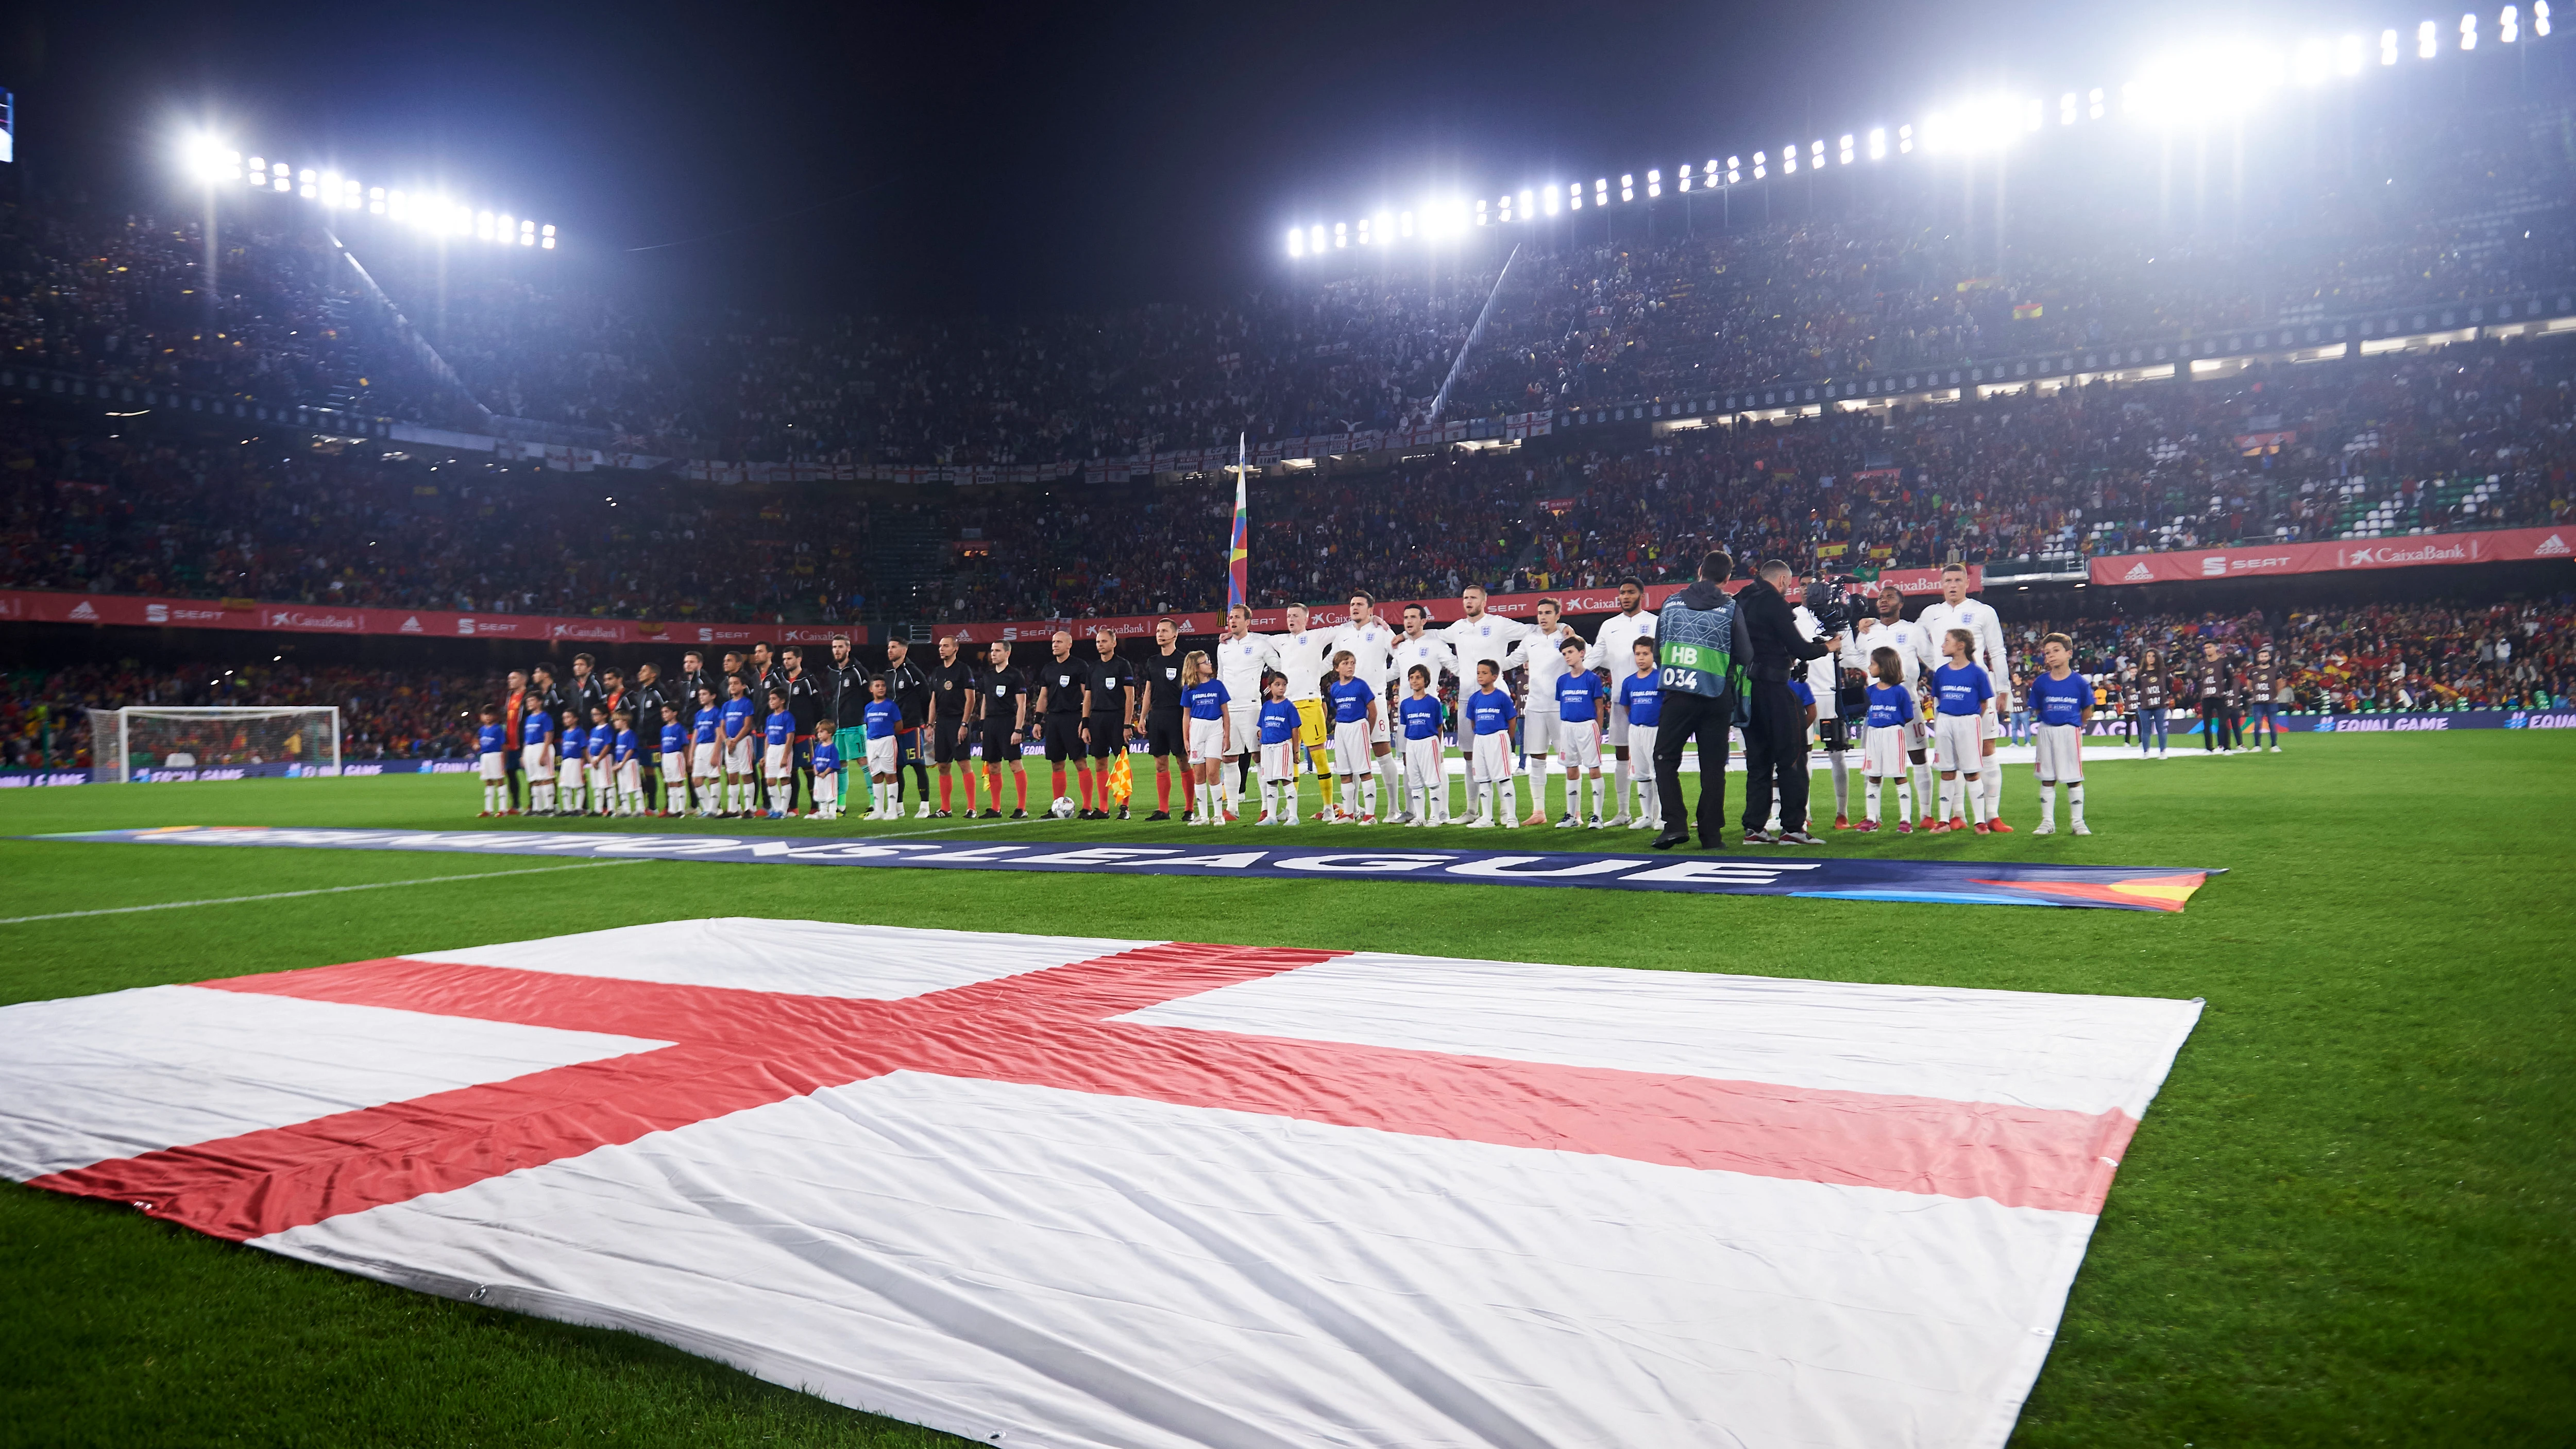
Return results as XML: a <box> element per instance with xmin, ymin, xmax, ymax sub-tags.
<box><xmin>2</xmin><ymin>921</ymin><xmax>2199</xmax><ymax>1448</ymax></box>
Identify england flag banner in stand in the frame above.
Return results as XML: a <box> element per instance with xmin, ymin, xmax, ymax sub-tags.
<box><xmin>1</xmin><ymin>920</ymin><xmax>2202</xmax><ymax>1448</ymax></box>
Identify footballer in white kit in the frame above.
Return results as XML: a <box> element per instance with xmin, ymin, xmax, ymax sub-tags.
<box><xmin>1213</xmin><ymin>608</ymin><xmax>1278</xmax><ymax>815</ymax></box>
<box><xmin>1913</xmin><ymin>563</ymin><xmax>2014</xmax><ymax>828</ymax></box>
<box><xmin>1507</xmin><ymin>600</ymin><xmax>1583</xmax><ymax>759</ymax></box>
<box><xmin>1437</xmin><ymin>587</ymin><xmax>1530</xmax><ymax>749</ymax></box>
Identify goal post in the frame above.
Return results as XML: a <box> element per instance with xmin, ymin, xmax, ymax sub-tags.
<box><xmin>88</xmin><ymin>707</ymin><xmax>343</xmax><ymax>782</ymax></box>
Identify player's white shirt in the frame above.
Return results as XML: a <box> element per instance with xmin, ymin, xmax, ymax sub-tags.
<box><xmin>1273</xmin><ymin>628</ymin><xmax>1340</xmax><ymax>701</ymax></box>
<box><xmin>1327</xmin><ymin>619</ymin><xmax>1400</xmax><ymax>691</ymax></box>
<box><xmin>1793</xmin><ymin>605</ymin><xmax>1842</xmax><ymax>718</ymax></box>
<box><xmin>1916</xmin><ymin>596</ymin><xmax>2009</xmax><ymax>688</ymax></box>
<box><xmin>1213</xmin><ymin>633</ymin><xmax>1278</xmax><ymax>703</ymax></box>
<box><xmin>1508</xmin><ymin>623</ymin><xmax>1583</xmax><ymax>713</ymax></box>
<box><xmin>1438</xmin><ymin>611</ymin><xmax>1530</xmax><ymax>676</ymax></box>
<box><xmin>1586</xmin><ymin>608</ymin><xmax>1657</xmax><ymax>683</ymax></box>
<box><xmin>1860</xmin><ymin>616</ymin><xmax>1933</xmax><ymax>688</ymax></box>
<box><xmin>1389</xmin><ymin>633</ymin><xmax>1461</xmax><ymax>695</ymax></box>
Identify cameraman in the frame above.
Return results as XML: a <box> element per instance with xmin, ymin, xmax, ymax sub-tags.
<box><xmin>1740</xmin><ymin>559</ymin><xmax>1832</xmax><ymax>845</ymax></box>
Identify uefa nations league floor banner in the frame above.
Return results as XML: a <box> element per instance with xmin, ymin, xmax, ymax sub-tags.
<box><xmin>41</xmin><ymin>825</ymin><xmax>2223</xmax><ymax>911</ymax></box>
<box><xmin>0</xmin><ymin>919</ymin><xmax>2204</xmax><ymax>1448</ymax></box>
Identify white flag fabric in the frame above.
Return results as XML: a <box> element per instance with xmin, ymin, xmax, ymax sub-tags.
<box><xmin>0</xmin><ymin>920</ymin><xmax>2200</xmax><ymax>1448</ymax></box>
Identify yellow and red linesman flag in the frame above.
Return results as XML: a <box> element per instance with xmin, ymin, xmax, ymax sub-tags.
<box><xmin>1227</xmin><ymin>435</ymin><xmax>1249</xmax><ymax>611</ymax></box>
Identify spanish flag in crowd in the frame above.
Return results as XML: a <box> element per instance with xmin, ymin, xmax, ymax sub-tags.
<box><xmin>1227</xmin><ymin>434</ymin><xmax>1249</xmax><ymax>611</ymax></box>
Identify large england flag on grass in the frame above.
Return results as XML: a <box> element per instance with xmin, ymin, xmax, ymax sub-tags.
<box><xmin>0</xmin><ymin>921</ymin><xmax>2200</xmax><ymax>1448</ymax></box>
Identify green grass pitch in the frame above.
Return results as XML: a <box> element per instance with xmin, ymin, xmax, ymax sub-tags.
<box><xmin>2</xmin><ymin>734</ymin><xmax>2570</xmax><ymax>1447</ymax></box>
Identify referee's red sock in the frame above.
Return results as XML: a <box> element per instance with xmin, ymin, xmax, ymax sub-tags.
<box><xmin>962</xmin><ymin>770</ymin><xmax>978</xmax><ymax>812</ymax></box>
<box><xmin>1156</xmin><ymin>769</ymin><xmax>1171</xmax><ymax>811</ymax></box>
<box><xmin>938</xmin><ymin>773</ymin><xmax>952</xmax><ymax>812</ymax></box>
<box><xmin>1014</xmin><ymin>773</ymin><xmax>1028</xmax><ymax>810</ymax></box>
<box><xmin>1078</xmin><ymin>768</ymin><xmax>1095</xmax><ymax>810</ymax></box>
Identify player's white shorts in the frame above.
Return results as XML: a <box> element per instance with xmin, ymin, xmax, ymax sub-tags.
<box><xmin>866</xmin><ymin>736</ymin><xmax>897</xmax><ymax>775</ymax></box>
<box><xmin>1400</xmin><ymin>734</ymin><xmax>1443</xmax><ymax>790</ymax></box>
<box><xmin>724</xmin><ymin>738</ymin><xmax>754</xmax><ymax>775</ymax></box>
<box><xmin>1226</xmin><ymin>703</ymin><xmax>1260</xmax><ymax>757</ymax></box>
<box><xmin>1259</xmin><ymin>738</ymin><xmax>1298</xmax><ymax>784</ymax></box>
<box><xmin>1865</xmin><ymin>723</ymin><xmax>1911</xmax><ymax>777</ymax></box>
<box><xmin>1606</xmin><ymin>704</ymin><xmax>1632</xmax><ymax>748</ymax></box>
<box><xmin>617</xmin><ymin>759</ymin><xmax>641</xmax><ymax>795</ymax></box>
<box><xmin>1556</xmin><ymin>721</ymin><xmax>1601</xmax><ymax>771</ymax></box>
<box><xmin>1468</xmin><ymin>728</ymin><xmax>1513</xmax><ymax>785</ymax></box>
<box><xmin>1626</xmin><ymin>723</ymin><xmax>1657</xmax><ymax>779</ymax></box>
<box><xmin>1521</xmin><ymin>710</ymin><xmax>1560</xmax><ymax>756</ymax></box>
<box><xmin>522</xmin><ymin>744</ymin><xmax>554</xmax><ymax>782</ymax></box>
<box><xmin>478</xmin><ymin>751</ymin><xmax>506</xmax><ymax>783</ymax></box>
<box><xmin>764</xmin><ymin>742</ymin><xmax>792</xmax><ymax>778</ymax></box>
<box><xmin>1331</xmin><ymin>720</ymin><xmax>1372</xmax><ymax>776</ymax></box>
<box><xmin>660</xmin><ymin>751</ymin><xmax>687</xmax><ymax>785</ymax></box>
<box><xmin>1980</xmin><ymin>697</ymin><xmax>2004</xmax><ymax>742</ymax></box>
<box><xmin>1370</xmin><ymin>706</ymin><xmax>1392</xmax><ymax>746</ymax></box>
<box><xmin>1186</xmin><ymin>715</ymin><xmax>1227</xmax><ymax>764</ymax></box>
<box><xmin>2034</xmin><ymin>722</ymin><xmax>2085</xmax><ymax>782</ymax></box>
<box><xmin>1934</xmin><ymin>713</ymin><xmax>1986</xmax><ymax>774</ymax></box>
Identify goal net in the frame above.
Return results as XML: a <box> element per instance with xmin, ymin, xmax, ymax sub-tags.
<box><xmin>88</xmin><ymin>707</ymin><xmax>343</xmax><ymax>782</ymax></box>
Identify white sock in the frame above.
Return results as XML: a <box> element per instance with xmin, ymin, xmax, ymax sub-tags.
<box><xmin>1283</xmin><ymin>780</ymin><xmax>1299</xmax><ymax>819</ymax></box>
<box><xmin>1863</xmin><ymin>778</ymin><xmax>1881</xmax><ymax>824</ymax></box>
<box><xmin>1611</xmin><ymin>760</ymin><xmax>1630</xmax><ymax>816</ymax></box>
<box><xmin>2069</xmin><ymin>782</ymin><xmax>2086</xmax><ymax>825</ymax></box>
<box><xmin>1963</xmin><ymin>775</ymin><xmax>1985</xmax><ymax>823</ymax></box>
<box><xmin>1830</xmin><ymin>753</ymin><xmax>1850</xmax><ymax>817</ymax></box>
<box><xmin>1359</xmin><ymin>776</ymin><xmax>1377</xmax><ymax>819</ymax></box>
<box><xmin>1895</xmin><ymin>776</ymin><xmax>1912</xmax><ymax>823</ymax></box>
<box><xmin>1983</xmin><ymin>768</ymin><xmax>2004</xmax><ymax>820</ymax></box>
<box><xmin>2040</xmin><ymin>783</ymin><xmax>2057</xmax><ymax>829</ymax></box>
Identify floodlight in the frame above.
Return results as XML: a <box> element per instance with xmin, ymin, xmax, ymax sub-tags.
<box><xmin>2061</xmin><ymin>91</ymin><xmax>2077</xmax><ymax>124</ymax></box>
<box><xmin>1519</xmin><ymin>189</ymin><xmax>1534</xmax><ymax>217</ymax></box>
<box><xmin>1923</xmin><ymin>94</ymin><xmax>2022</xmax><ymax>152</ymax></box>
<box><xmin>1475</xmin><ymin>197</ymin><xmax>1488</xmax><ymax>224</ymax></box>
<box><xmin>298</xmin><ymin>168</ymin><xmax>317</xmax><ymax>199</ymax></box>
<box><xmin>476</xmin><ymin>210</ymin><xmax>495</xmax><ymax>240</ymax></box>
<box><xmin>1869</xmin><ymin>126</ymin><xmax>1887</xmax><ymax>159</ymax></box>
<box><xmin>368</xmin><ymin>184</ymin><xmax>385</xmax><ymax>215</ymax></box>
<box><xmin>2338</xmin><ymin>34</ymin><xmax>2365</xmax><ymax>74</ymax></box>
<box><xmin>1355</xmin><ymin>216</ymin><xmax>1370</xmax><ymax>245</ymax></box>
<box><xmin>1619</xmin><ymin>174</ymin><xmax>1633</xmax><ymax>201</ymax></box>
<box><xmin>318</xmin><ymin>171</ymin><xmax>340</xmax><ymax>207</ymax></box>
<box><xmin>2461</xmin><ymin>11</ymin><xmax>2477</xmax><ymax>48</ymax></box>
<box><xmin>1311</xmin><ymin>224</ymin><xmax>1326</xmax><ymax>251</ymax></box>
<box><xmin>2382</xmin><ymin>26</ymin><xmax>2400</xmax><ymax>62</ymax></box>
<box><xmin>1399</xmin><ymin>209</ymin><xmax>1414</xmax><ymax>236</ymax></box>
<box><xmin>1782</xmin><ymin>144</ymin><xmax>1796</xmax><ymax>174</ymax></box>
<box><xmin>246</xmin><ymin>154</ymin><xmax>263</xmax><ymax>178</ymax></box>
<box><xmin>1594</xmin><ymin>178</ymin><xmax>1607</xmax><ymax>209</ymax></box>
<box><xmin>1752</xmin><ymin>150</ymin><xmax>1767</xmax><ymax>179</ymax></box>
<box><xmin>2089</xmin><ymin>87</ymin><xmax>2106</xmax><ymax>118</ymax></box>
<box><xmin>2538</xmin><ymin>2</ymin><xmax>2552</xmax><ymax>37</ymax></box>
<box><xmin>1334</xmin><ymin>220</ymin><xmax>1347</xmax><ymax>246</ymax></box>
<box><xmin>499</xmin><ymin>214</ymin><xmax>517</xmax><ymax>245</ymax></box>
<box><xmin>1646</xmin><ymin>168</ymin><xmax>1661</xmax><ymax>197</ymax></box>
<box><xmin>1811</xmin><ymin>139</ymin><xmax>1825</xmax><ymax>166</ymax></box>
<box><xmin>343</xmin><ymin>178</ymin><xmax>362</xmax><ymax>210</ymax></box>
<box><xmin>2129</xmin><ymin>44</ymin><xmax>2286</xmax><ymax>126</ymax></box>
<box><xmin>519</xmin><ymin>219</ymin><xmax>536</xmax><ymax>246</ymax></box>
<box><xmin>1896</xmin><ymin>126</ymin><xmax>1912</xmax><ymax>154</ymax></box>
<box><xmin>541</xmin><ymin>225</ymin><xmax>556</xmax><ymax>250</ymax></box>
<box><xmin>2294</xmin><ymin>38</ymin><xmax>2331</xmax><ymax>83</ymax></box>
<box><xmin>2502</xmin><ymin>5</ymin><xmax>2519</xmax><ymax>42</ymax></box>
<box><xmin>1726</xmin><ymin>155</ymin><xmax>1741</xmax><ymax>181</ymax></box>
<box><xmin>1677</xmin><ymin>166</ymin><xmax>1691</xmax><ymax>192</ymax></box>
<box><xmin>2419</xmin><ymin>19</ymin><xmax>2438</xmax><ymax>56</ymax></box>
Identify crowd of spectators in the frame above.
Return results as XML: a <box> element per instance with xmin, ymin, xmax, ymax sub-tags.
<box><xmin>7</xmin><ymin>338</ymin><xmax>2572</xmax><ymax>628</ymax></box>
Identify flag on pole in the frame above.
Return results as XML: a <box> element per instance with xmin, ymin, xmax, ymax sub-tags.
<box><xmin>1227</xmin><ymin>433</ymin><xmax>1249</xmax><ymax>611</ymax></box>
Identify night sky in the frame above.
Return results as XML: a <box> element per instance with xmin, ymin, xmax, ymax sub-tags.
<box><xmin>6</xmin><ymin>1</ymin><xmax>2395</xmax><ymax>317</ymax></box>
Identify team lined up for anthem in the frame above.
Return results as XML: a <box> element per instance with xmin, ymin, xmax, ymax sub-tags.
<box><xmin>450</xmin><ymin>558</ymin><xmax>2272</xmax><ymax>847</ymax></box>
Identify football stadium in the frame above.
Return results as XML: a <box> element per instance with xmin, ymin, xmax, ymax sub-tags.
<box><xmin>3</xmin><ymin>4</ymin><xmax>2572</xmax><ymax>1445</ymax></box>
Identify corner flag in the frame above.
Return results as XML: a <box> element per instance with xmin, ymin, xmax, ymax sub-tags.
<box><xmin>1227</xmin><ymin>433</ymin><xmax>1248</xmax><ymax>611</ymax></box>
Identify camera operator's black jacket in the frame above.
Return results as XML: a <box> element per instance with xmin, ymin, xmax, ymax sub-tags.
<box><xmin>1736</xmin><ymin>577</ymin><xmax>1830</xmax><ymax>682</ymax></box>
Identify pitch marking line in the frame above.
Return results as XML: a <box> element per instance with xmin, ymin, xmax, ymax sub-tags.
<box><xmin>0</xmin><ymin>860</ymin><xmax>645</xmax><ymax>926</ymax></box>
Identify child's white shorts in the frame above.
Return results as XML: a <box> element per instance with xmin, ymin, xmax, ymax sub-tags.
<box><xmin>1934</xmin><ymin>713</ymin><xmax>1985</xmax><ymax>774</ymax></box>
<box><xmin>1865</xmin><ymin>723</ymin><xmax>1911</xmax><ymax>777</ymax></box>
<box><xmin>478</xmin><ymin>751</ymin><xmax>506</xmax><ymax>783</ymax></box>
<box><xmin>660</xmin><ymin>751</ymin><xmax>687</xmax><ymax>783</ymax></box>
<box><xmin>1399</xmin><ymin>734</ymin><xmax>1442</xmax><ymax>788</ymax></box>
<box><xmin>1187</xmin><ymin>715</ymin><xmax>1227</xmax><ymax>764</ymax></box>
<box><xmin>867</xmin><ymin>736</ymin><xmax>898</xmax><ymax>775</ymax></box>
<box><xmin>764</xmin><ymin>742</ymin><xmax>792</xmax><ymax>778</ymax></box>
<box><xmin>617</xmin><ymin>759</ymin><xmax>641</xmax><ymax>795</ymax></box>
<box><xmin>1331</xmin><ymin>720</ymin><xmax>1372</xmax><ymax>776</ymax></box>
<box><xmin>1625</xmin><ymin>723</ymin><xmax>1657</xmax><ymax>779</ymax></box>
<box><xmin>1259</xmin><ymin>738</ymin><xmax>1298</xmax><ymax>785</ymax></box>
<box><xmin>724</xmin><ymin>738</ymin><xmax>755</xmax><ymax>775</ymax></box>
<box><xmin>692</xmin><ymin>742</ymin><xmax>718</xmax><ymax>777</ymax></box>
<box><xmin>2034</xmin><ymin>722</ymin><xmax>2084</xmax><ymax>782</ymax></box>
<box><xmin>1556</xmin><ymin>722</ymin><xmax>1600</xmax><ymax>771</ymax></box>
<box><xmin>522</xmin><ymin>744</ymin><xmax>554</xmax><ymax>782</ymax></box>
<box><xmin>1468</xmin><ymin>729</ymin><xmax>1513</xmax><ymax>785</ymax></box>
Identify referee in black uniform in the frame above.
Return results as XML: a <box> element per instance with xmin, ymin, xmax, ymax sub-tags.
<box><xmin>1138</xmin><ymin>619</ymin><xmax>1189</xmax><ymax>820</ymax></box>
<box><xmin>1079</xmin><ymin>626</ymin><xmax>1136</xmax><ymax>820</ymax></box>
<box><xmin>925</xmin><ymin>634</ymin><xmax>977</xmax><ymax>816</ymax></box>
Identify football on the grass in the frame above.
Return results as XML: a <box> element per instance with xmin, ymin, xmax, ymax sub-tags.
<box><xmin>1049</xmin><ymin>796</ymin><xmax>1079</xmax><ymax>819</ymax></box>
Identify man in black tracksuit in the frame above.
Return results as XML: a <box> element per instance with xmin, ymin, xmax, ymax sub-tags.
<box><xmin>1650</xmin><ymin>550</ymin><xmax>1755</xmax><ymax>851</ymax></box>
<box><xmin>630</xmin><ymin>663</ymin><xmax>674</xmax><ymax>811</ymax></box>
<box><xmin>822</xmin><ymin>635</ymin><xmax>872</xmax><ymax>813</ymax></box>
<box><xmin>1737</xmin><ymin>559</ymin><xmax>1832</xmax><ymax>844</ymax></box>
